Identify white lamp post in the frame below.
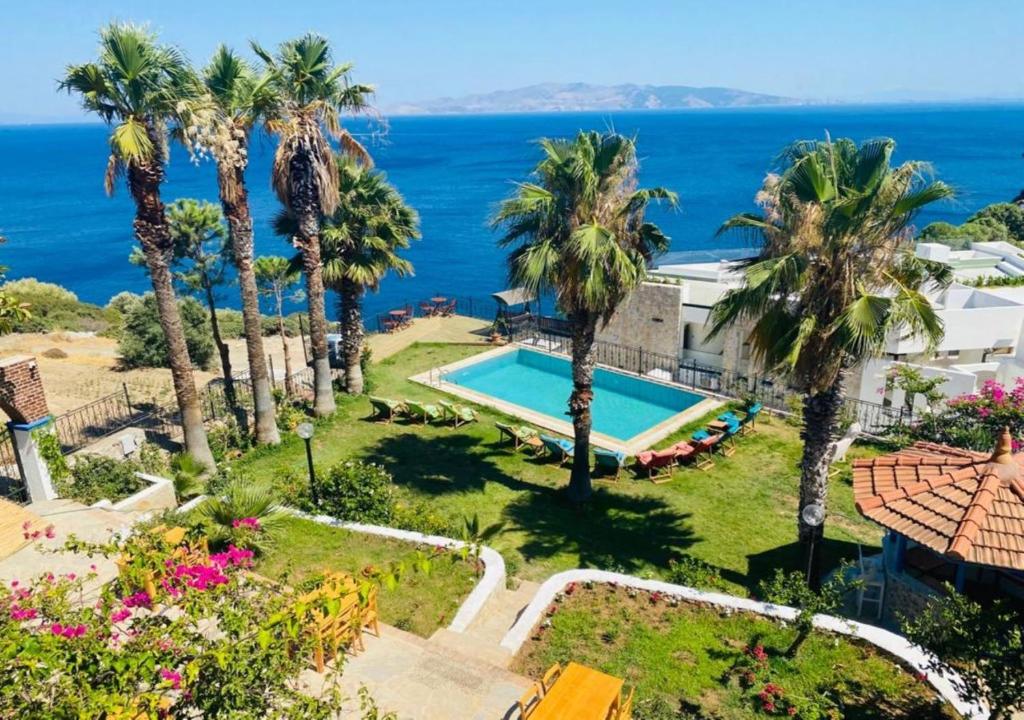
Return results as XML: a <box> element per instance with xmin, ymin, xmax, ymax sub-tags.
<box><xmin>802</xmin><ymin>502</ymin><xmax>825</xmax><ymax>586</ymax></box>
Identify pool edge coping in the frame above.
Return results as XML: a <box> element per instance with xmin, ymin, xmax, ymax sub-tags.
<box><xmin>410</xmin><ymin>344</ymin><xmax>722</xmax><ymax>455</ymax></box>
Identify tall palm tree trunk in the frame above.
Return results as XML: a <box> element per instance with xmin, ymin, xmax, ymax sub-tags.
<box><xmin>567</xmin><ymin>310</ymin><xmax>598</xmax><ymax>504</ymax></box>
<box><xmin>202</xmin><ymin>281</ymin><xmax>238</xmax><ymax>416</ymax></box>
<box><xmin>128</xmin><ymin>161</ymin><xmax>214</xmax><ymax>469</ymax></box>
<box><xmin>219</xmin><ymin>165</ymin><xmax>279</xmax><ymax>444</ymax></box>
<box><xmin>276</xmin><ymin>298</ymin><xmax>295</xmax><ymax>396</ymax></box>
<box><xmin>798</xmin><ymin>372</ymin><xmax>846</xmax><ymax>589</ymax></box>
<box><xmin>339</xmin><ymin>277</ymin><xmax>364</xmax><ymax>394</ymax></box>
<box><xmin>289</xmin><ymin>152</ymin><xmax>335</xmax><ymax>416</ymax></box>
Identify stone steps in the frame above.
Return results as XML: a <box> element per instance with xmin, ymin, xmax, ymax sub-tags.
<box><xmin>428</xmin><ymin>580</ymin><xmax>540</xmax><ymax>669</ymax></box>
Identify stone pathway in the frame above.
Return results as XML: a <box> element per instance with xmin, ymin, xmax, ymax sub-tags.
<box><xmin>302</xmin><ymin>623</ymin><xmax>531</xmax><ymax>720</ymax></box>
<box><xmin>0</xmin><ymin>498</ymin><xmax>140</xmax><ymax>592</ymax></box>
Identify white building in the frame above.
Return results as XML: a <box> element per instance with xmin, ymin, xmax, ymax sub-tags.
<box><xmin>623</xmin><ymin>242</ymin><xmax>1024</xmax><ymax>411</ymax></box>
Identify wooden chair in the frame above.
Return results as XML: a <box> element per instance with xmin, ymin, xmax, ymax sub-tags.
<box><xmin>517</xmin><ymin>682</ymin><xmax>543</xmax><ymax>718</ymax></box>
<box><xmin>617</xmin><ymin>687</ymin><xmax>635</xmax><ymax>719</ymax></box>
<box><xmin>541</xmin><ymin>662</ymin><xmax>562</xmax><ymax>693</ymax></box>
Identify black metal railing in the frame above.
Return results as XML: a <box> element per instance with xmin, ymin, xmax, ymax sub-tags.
<box><xmin>53</xmin><ymin>386</ymin><xmax>143</xmax><ymax>454</ymax></box>
<box><xmin>508</xmin><ymin>322</ymin><xmax>915</xmax><ymax>435</ymax></box>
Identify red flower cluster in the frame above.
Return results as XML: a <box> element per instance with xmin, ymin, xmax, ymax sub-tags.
<box><xmin>21</xmin><ymin>521</ymin><xmax>55</xmax><ymax>541</ymax></box>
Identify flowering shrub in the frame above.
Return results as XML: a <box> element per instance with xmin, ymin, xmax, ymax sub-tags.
<box><xmin>1</xmin><ymin>528</ymin><xmax>391</xmax><ymax>718</ymax></box>
<box><xmin>665</xmin><ymin>554</ymin><xmax>725</xmax><ymax>591</ymax></box>
<box><xmin>909</xmin><ymin>377</ymin><xmax>1024</xmax><ymax>451</ymax></box>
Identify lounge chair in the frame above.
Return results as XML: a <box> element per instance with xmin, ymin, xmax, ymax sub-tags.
<box><xmin>742</xmin><ymin>402</ymin><xmax>763</xmax><ymax>433</ymax></box>
<box><xmin>593</xmin><ymin>448</ymin><xmax>628</xmax><ymax>480</ymax></box>
<box><xmin>635</xmin><ymin>447</ymin><xmax>679</xmax><ymax>483</ymax></box>
<box><xmin>689</xmin><ymin>434</ymin><xmax>720</xmax><ymax>471</ymax></box>
<box><xmin>496</xmin><ymin>422</ymin><xmax>538</xmax><ymax>450</ymax></box>
<box><xmin>369</xmin><ymin>396</ymin><xmax>404</xmax><ymax>423</ymax></box>
<box><xmin>539</xmin><ymin>434</ymin><xmax>574</xmax><ymax>465</ymax></box>
<box><xmin>718</xmin><ymin>418</ymin><xmax>742</xmax><ymax>456</ymax></box>
<box><xmin>438</xmin><ymin>400</ymin><xmax>478</xmax><ymax>428</ymax></box>
<box><xmin>404</xmin><ymin>399</ymin><xmax>442</xmax><ymax>424</ymax></box>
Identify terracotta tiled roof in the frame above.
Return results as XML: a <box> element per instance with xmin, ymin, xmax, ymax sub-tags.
<box><xmin>853</xmin><ymin>430</ymin><xmax>1024</xmax><ymax>572</ymax></box>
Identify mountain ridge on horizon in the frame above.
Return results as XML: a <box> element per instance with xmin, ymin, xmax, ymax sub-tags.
<box><xmin>384</xmin><ymin>81</ymin><xmax>812</xmax><ymax>115</ymax></box>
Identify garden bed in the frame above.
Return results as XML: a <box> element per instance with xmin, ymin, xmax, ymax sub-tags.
<box><xmin>513</xmin><ymin>584</ymin><xmax>959</xmax><ymax>720</ymax></box>
<box><xmin>256</xmin><ymin>516</ymin><xmax>480</xmax><ymax>638</ymax></box>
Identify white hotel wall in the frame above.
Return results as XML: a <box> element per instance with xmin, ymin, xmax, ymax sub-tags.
<box><xmin>885</xmin><ymin>304</ymin><xmax>1024</xmax><ymax>355</ymax></box>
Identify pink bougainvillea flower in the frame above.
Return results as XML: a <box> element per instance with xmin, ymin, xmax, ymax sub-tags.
<box><xmin>122</xmin><ymin>591</ymin><xmax>152</xmax><ymax>609</ymax></box>
<box><xmin>231</xmin><ymin>517</ymin><xmax>261</xmax><ymax>531</ymax></box>
<box><xmin>159</xmin><ymin>668</ymin><xmax>182</xmax><ymax>689</ymax></box>
<box><xmin>43</xmin><ymin>525</ymin><xmax>55</xmax><ymax>540</ymax></box>
<box><xmin>10</xmin><ymin>605</ymin><xmax>37</xmax><ymax>621</ymax></box>
<box><xmin>110</xmin><ymin>608</ymin><xmax>131</xmax><ymax>623</ymax></box>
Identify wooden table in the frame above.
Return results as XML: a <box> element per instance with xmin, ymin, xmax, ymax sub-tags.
<box><xmin>708</xmin><ymin>420</ymin><xmax>729</xmax><ymax>432</ymax></box>
<box><xmin>430</xmin><ymin>296</ymin><xmax>447</xmax><ymax>304</ymax></box>
<box><xmin>388</xmin><ymin>309</ymin><xmax>408</xmax><ymax>317</ymax></box>
<box><xmin>532</xmin><ymin>662</ymin><xmax>623</xmax><ymax>720</ymax></box>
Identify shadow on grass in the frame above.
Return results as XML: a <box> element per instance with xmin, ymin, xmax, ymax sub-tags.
<box><xmin>502</xmin><ymin>485</ymin><xmax>698</xmax><ymax>574</ymax></box>
<box><xmin>742</xmin><ymin>537</ymin><xmax>870</xmax><ymax>593</ymax></box>
<box><xmin>362</xmin><ymin>431</ymin><xmax>698</xmax><ymax>574</ymax></box>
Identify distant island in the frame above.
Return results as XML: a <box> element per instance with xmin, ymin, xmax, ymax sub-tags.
<box><xmin>384</xmin><ymin>82</ymin><xmax>811</xmax><ymax>116</ymax></box>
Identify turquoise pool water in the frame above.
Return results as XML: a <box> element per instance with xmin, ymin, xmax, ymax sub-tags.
<box><xmin>444</xmin><ymin>348</ymin><xmax>704</xmax><ymax>441</ymax></box>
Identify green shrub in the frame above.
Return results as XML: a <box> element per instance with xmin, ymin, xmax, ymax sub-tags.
<box><xmin>118</xmin><ymin>293</ymin><xmax>214</xmax><ymax>370</ymax></box>
<box><xmin>664</xmin><ymin>555</ymin><xmax>726</xmax><ymax>591</ymax></box>
<box><xmin>206</xmin><ymin>418</ymin><xmax>252</xmax><ymax>462</ymax></box>
<box><xmin>1</xmin><ymin>278</ymin><xmax>114</xmax><ymax>333</ymax></box>
<box><xmin>261</xmin><ymin>313</ymin><xmax>302</xmax><ymax>337</ymax></box>
<box><xmin>392</xmin><ymin>499</ymin><xmax>456</xmax><ymax>537</ymax></box>
<box><xmin>214</xmin><ymin>308</ymin><xmax>245</xmax><ymax>339</ymax></box>
<box><xmin>56</xmin><ymin>454</ymin><xmax>144</xmax><ymax>505</ymax></box>
<box><xmin>314</xmin><ymin>460</ymin><xmax>395</xmax><ymax>524</ymax></box>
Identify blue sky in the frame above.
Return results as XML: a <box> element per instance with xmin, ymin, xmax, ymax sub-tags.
<box><xmin>4</xmin><ymin>0</ymin><xmax>1024</xmax><ymax>121</ymax></box>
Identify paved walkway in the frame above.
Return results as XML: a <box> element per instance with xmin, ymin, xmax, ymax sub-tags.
<box><xmin>0</xmin><ymin>498</ymin><xmax>140</xmax><ymax>592</ymax></box>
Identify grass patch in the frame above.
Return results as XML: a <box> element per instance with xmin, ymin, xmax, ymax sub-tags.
<box><xmin>255</xmin><ymin>516</ymin><xmax>479</xmax><ymax>638</ymax></box>
<box><xmin>513</xmin><ymin>585</ymin><xmax>958</xmax><ymax>719</ymax></box>
<box><xmin>234</xmin><ymin>342</ymin><xmax>885</xmax><ymax>594</ymax></box>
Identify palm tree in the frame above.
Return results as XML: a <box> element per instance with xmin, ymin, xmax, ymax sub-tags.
<box><xmin>253</xmin><ymin>34</ymin><xmax>373</xmax><ymax>416</ymax></box>
<box><xmin>493</xmin><ymin>131</ymin><xmax>677</xmax><ymax>503</ymax></box>
<box><xmin>179</xmin><ymin>46</ymin><xmax>280</xmax><ymax>444</ymax></box>
<box><xmin>254</xmin><ymin>256</ymin><xmax>303</xmax><ymax>396</ymax></box>
<box><xmin>275</xmin><ymin>156</ymin><xmax>418</xmax><ymax>393</ymax></box>
<box><xmin>60</xmin><ymin>23</ymin><xmax>214</xmax><ymax>467</ymax></box>
<box><xmin>709</xmin><ymin>136</ymin><xmax>954</xmax><ymax>583</ymax></box>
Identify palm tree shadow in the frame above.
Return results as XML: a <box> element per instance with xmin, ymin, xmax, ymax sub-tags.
<box><xmin>743</xmin><ymin>537</ymin><xmax>874</xmax><ymax>593</ymax></box>
<box><xmin>503</xmin><ymin>486</ymin><xmax>698</xmax><ymax>574</ymax></box>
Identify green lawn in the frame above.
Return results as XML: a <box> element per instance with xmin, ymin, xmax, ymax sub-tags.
<box><xmin>255</xmin><ymin>516</ymin><xmax>478</xmax><ymax>638</ymax></box>
<box><xmin>233</xmin><ymin>342</ymin><xmax>884</xmax><ymax>595</ymax></box>
<box><xmin>514</xmin><ymin>586</ymin><xmax>957</xmax><ymax>720</ymax></box>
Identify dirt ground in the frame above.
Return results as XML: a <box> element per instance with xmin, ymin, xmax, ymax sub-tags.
<box><xmin>0</xmin><ymin>315</ymin><xmax>491</xmax><ymax>416</ymax></box>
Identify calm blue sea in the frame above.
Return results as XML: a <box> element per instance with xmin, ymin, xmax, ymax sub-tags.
<box><xmin>1</xmin><ymin>104</ymin><xmax>1023</xmax><ymax>319</ymax></box>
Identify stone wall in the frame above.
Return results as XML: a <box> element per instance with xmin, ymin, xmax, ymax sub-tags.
<box><xmin>883</xmin><ymin>572</ymin><xmax>937</xmax><ymax>627</ymax></box>
<box><xmin>595</xmin><ymin>282</ymin><xmax>683</xmax><ymax>358</ymax></box>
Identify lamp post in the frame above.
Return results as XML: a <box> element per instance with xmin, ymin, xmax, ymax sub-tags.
<box><xmin>801</xmin><ymin>502</ymin><xmax>825</xmax><ymax>587</ymax></box>
<box><xmin>296</xmin><ymin>422</ymin><xmax>318</xmax><ymax>507</ymax></box>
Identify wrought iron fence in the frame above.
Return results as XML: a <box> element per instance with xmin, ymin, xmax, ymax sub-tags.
<box><xmin>509</xmin><ymin>323</ymin><xmax>915</xmax><ymax>436</ymax></box>
<box><xmin>53</xmin><ymin>386</ymin><xmax>142</xmax><ymax>454</ymax></box>
<box><xmin>0</xmin><ymin>428</ymin><xmax>25</xmax><ymax>503</ymax></box>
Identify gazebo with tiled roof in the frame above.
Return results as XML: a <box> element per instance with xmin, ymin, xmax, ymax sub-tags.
<box><xmin>852</xmin><ymin>428</ymin><xmax>1024</xmax><ymax>592</ymax></box>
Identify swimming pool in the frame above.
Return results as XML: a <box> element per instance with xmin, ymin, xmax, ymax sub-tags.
<box><xmin>441</xmin><ymin>348</ymin><xmax>707</xmax><ymax>443</ymax></box>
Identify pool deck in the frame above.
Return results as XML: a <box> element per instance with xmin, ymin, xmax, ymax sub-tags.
<box><xmin>410</xmin><ymin>344</ymin><xmax>722</xmax><ymax>456</ymax></box>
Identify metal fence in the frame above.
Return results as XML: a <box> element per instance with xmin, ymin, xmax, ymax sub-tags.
<box><xmin>509</xmin><ymin>323</ymin><xmax>915</xmax><ymax>436</ymax></box>
<box><xmin>53</xmin><ymin>386</ymin><xmax>143</xmax><ymax>454</ymax></box>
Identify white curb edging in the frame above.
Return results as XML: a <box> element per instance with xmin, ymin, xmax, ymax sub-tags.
<box><xmin>169</xmin><ymin>499</ymin><xmax>505</xmax><ymax>633</ymax></box>
<box><xmin>500</xmin><ymin>569</ymin><xmax>987</xmax><ymax>720</ymax></box>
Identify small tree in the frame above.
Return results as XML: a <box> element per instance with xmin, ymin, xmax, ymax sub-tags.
<box><xmin>254</xmin><ymin>256</ymin><xmax>304</xmax><ymax>395</ymax></box>
<box><xmin>758</xmin><ymin>563</ymin><xmax>859</xmax><ymax>657</ymax></box>
<box><xmin>903</xmin><ymin>591</ymin><xmax>1024</xmax><ymax>720</ymax></box>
